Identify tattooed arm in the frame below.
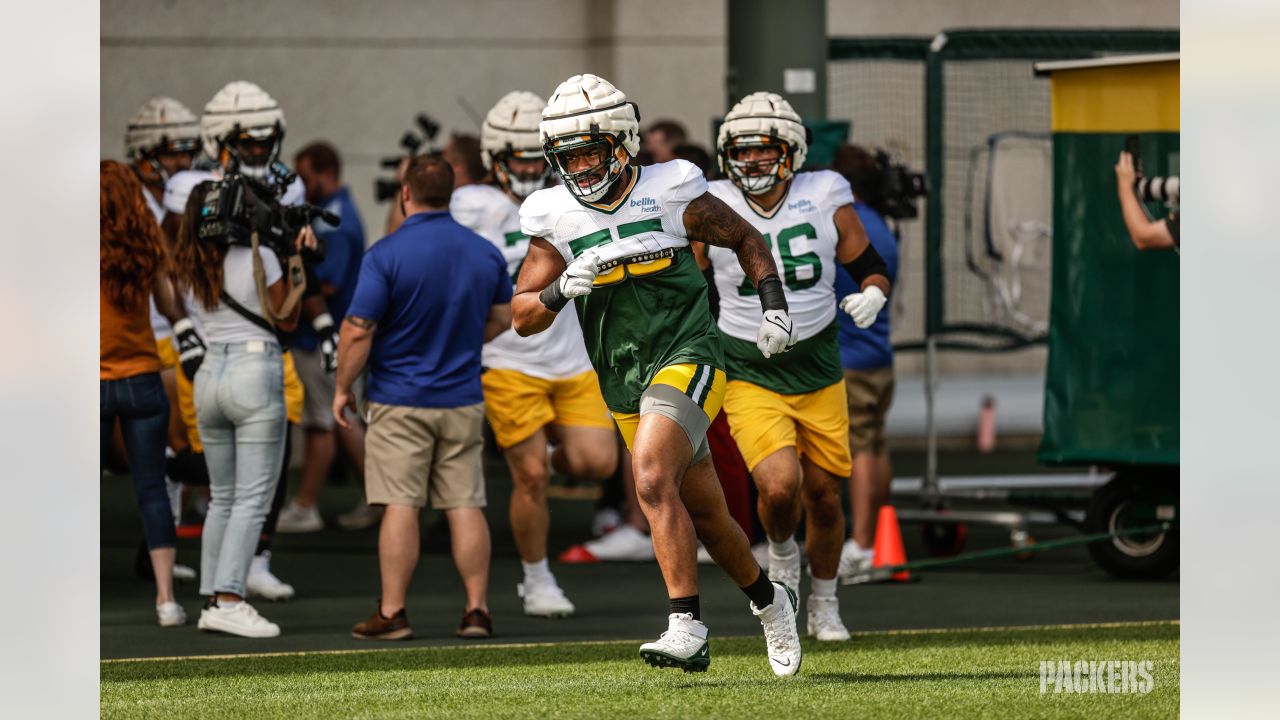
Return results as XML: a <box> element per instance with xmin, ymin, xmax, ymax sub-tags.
<box><xmin>333</xmin><ymin>314</ymin><xmax>375</xmax><ymax>430</ymax></box>
<box><xmin>682</xmin><ymin>192</ymin><xmax>780</xmax><ymax>291</ymax></box>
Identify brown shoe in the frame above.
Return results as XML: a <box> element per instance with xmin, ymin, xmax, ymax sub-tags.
<box><xmin>352</xmin><ymin>604</ymin><xmax>413</xmax><ymax>640</ymax></box>
<box><xmin>457</xmin><ymin>608</ymin><xmax>492</xmax><ymax>638</ymax></box>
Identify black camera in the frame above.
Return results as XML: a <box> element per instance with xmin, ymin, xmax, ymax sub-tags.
<box><xmin>197</xmin><ymin>171</ymin><xmax>339</xmax><ymax>260</ymax></box>
<box><xmin>374</xmin><ymin>113</ymin><xmax>443</xmax><ymax>202</ymax></box>
<box><xmin>867</xmin><ymin>150</ymin><xmax>928</xmax><ymax>221</ymax></box>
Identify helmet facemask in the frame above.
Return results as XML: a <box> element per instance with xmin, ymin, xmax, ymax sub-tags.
<box><xmin>493</xmin><ymin>148</ymin><xmax>552</xmax><ymax>200</ymax></box>
<box><xmin>132</xmin><ymin>134</ymin><xmax>201</xmax><ymax>186</ymax></box>
<box><xmin>722</xmin><ymin>135</ymin><xmax>794</xmax><ymax>195</ymax></box>
<box><xmin>220</xmin><ymin>122</ymin><xmax>284</xmax><ymax>180</ymax></box>
<box><xmin>545</xmin><ymin>133</ymin><xmax>628</xmax><ymax>204</ymax></box>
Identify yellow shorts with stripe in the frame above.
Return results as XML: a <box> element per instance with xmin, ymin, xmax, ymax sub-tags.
<box><xmin>155</xmin><ymin>338</ymin><xmax>303</xmax><ymax>453</ymax></box>
<box><xmin>480</xmin><ymin>368</ymin><xmax>613</xmax><ymax>449</ymax></box>
<box><xmin>611</xmin><ymin>363</ymin><xmax>726</xmax><ymax>462</ymax></box>
<box><xmin>722</xmin><ymin>379</ymin><xmax>853</xmax><ymax>478</ymax></box>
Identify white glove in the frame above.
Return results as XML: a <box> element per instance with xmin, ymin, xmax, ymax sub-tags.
<box><xmin>560</xmin><ymin>251</ymin><xmax>600</xmax><ymax>299</ymax></box>
<box><xmin>840</xmin><ymin>285</ymin><xmax>887</xmax><ymax>329</ymax></box>
<box><xmin>756</xmin><ymin>309</ymin><xmax>797</xmax><ymax>359</ymax></box>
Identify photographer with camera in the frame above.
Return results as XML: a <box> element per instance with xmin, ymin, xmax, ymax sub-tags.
<box><xmin>1115</xmin><ymin>151</ymin><xmax>1179</xmax><ymax>251</ymax></box>
<box><xmin>168</xmin><ymin>81</ymin><xmax>323</xmax><ymax>638</ymax></box>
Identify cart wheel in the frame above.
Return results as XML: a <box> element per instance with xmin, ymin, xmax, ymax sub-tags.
<box><xmin>1085</xmin><ymin>473</ymin><xmax>1179</xmax><ymax>579</ymax></box>
<box><xmin>922</xmin><ymin>521</ymin><xmax>967</xmax><ymax>557</ymax></box>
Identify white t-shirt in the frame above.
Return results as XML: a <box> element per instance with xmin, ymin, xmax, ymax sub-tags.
<box><xmin>189</xmin><ymin>246</ymin><xmax>283</xmax><ymax>344</ymax></box>
<box><xmin>450</xmin><ymin>184</ymin><xmax>592</xmax><ymax>379</ymax></box>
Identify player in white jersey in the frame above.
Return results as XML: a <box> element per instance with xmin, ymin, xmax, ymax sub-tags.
<box><xmin>695</xmin><ymin>92</ymin><xmax>891</xmax><ymax>642</ymax></box>
<box><xmin>450</xmin><ymin>91</ymin><xmax>617</xmax><ymax>618</ymax></box>
<box><xmin>513</xmin><ymin>74</ymin><xmax>803</xmax><ymax>676</ymax></box>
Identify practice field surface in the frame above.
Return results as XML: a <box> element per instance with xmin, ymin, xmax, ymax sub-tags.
<box><xmin>101</xmin><ymin>622</ymin><xmax>1179</xmax><ymax>719</ymax></box>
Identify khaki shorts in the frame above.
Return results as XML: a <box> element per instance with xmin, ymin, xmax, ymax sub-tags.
<box><xmin>844</xmin><ymin>367</ymin><xmax>895</xmax><ymax>455</ymax></box>
<box><xmin>364</xmin><ymin>401</ymin><xmax>486</xmax><ymax>509</ymax></box>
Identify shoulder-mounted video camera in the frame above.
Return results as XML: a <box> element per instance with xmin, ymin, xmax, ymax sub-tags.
<box><xmin>374</xmin><ymin>113</ymin><xmax>442</xmax><ymax>202</ymax></box>
<box><xmin>866</xmin><ymin>150</ymin><xmax>928</xmax><ymax>221</ymax></box>
<box><xmin>196</xmin><ymin>166</ymin><xmax>339</xmax><ymax>261</ymax></box>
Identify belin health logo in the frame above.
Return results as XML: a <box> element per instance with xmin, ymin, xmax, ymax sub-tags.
<box><xmin>630</xmin><ymin>197</ymin><xmax>660</xmax><ymax>213</ymax></box>
<box><xmin>1039</xmin><ymin>660</ymin><xmax>1154</xmax><ymax>695</ymax></box>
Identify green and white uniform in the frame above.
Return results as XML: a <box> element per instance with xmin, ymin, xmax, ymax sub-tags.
<box><xmin>451</xmin><ymin>183</ymin><xmax>593</xmax><ymax>379</ymax></box>
<box><xmin>519</xmin><ymin>159</ymin><xmax>723</xmax><ymax>413</ymax></box>
<box><xmin>705</xmin><ymin>170</ymin><xmax>853</xmax><ymax>394</ymax></box>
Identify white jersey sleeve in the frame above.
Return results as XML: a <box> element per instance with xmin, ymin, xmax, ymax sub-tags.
<box><xmin>163</xmin><ymin>170</ymin><xmax>217</xmax><ymax>216</ymax></box>
<box><xmin>823</xmin><ymin>170</ymin><xmax>855</xmax><ymax>211</ymax></box>
<box><xmin>661</xmin><ymin>159</ymin><xmax>708</xmax><ymax>238</ymax></box>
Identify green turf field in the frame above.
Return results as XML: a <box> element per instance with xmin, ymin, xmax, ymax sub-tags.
<box><xmin>101</xmin><ymin>621</ymin><xmax>1178</xmax><ymax>719</ymax></box>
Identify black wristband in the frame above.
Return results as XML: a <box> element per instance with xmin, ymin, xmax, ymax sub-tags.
<box><xmin>539</xmin><ymin>282</ymin><xmax>569</xmax><ymax>312</ymax></box>
<box><xmin>756</xmin><ymin>274</ymin><xmax>788</xmax><ymax>312</ymax></box>
<box><xmin>842</xmin><ymin>244</ymin><xmax>889</xmax><ymax>289</ymax></box>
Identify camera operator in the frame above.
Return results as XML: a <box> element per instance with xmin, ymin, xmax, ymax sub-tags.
<box><xmin>1115</xmin><ymin>151</ymin><xmax>1179</xmax><ymax>251</ymax></box>
<box><xmin>167</xmin><ymin>81</ymin><xmax>320</xmax><ymax>638</ymax></box>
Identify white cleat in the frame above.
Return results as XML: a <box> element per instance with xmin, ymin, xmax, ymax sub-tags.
<box><xmin>197</xmin><ymin>601</ymin><xmax>280</xmax><ymax>638</ymax></box>
<box><xmin>768</xmin><ymin>546</ymin><xmax>802</xmax><ymax>597</ymax></box>
<box><xmin>519</xmin><ymin>577</ymin><xmax>576</xmax><ymax>618</ymax></box>
<box><xmin>806</xmin><ymin>595</ymin><xmax>851</xmax><ymax>641</ymax></box>
<box><xmin>275</xmin><ymin>500</ymin><xmax>323</xmax><ymax>533</ymax></box>
<box><xmin>581</xmin><ymin>525</ymin><xmax>655</xmax><ymax>561</ymax></box>
<box><xmin>156</xmin><ymin>601</ymin><xmax>186</xmax><ymax>627</ymax></box>
<box><xmin>838</xmin><ymin>540</ymin><xmax>873</xmax><ymax>584</ymax></box>
<box><xmin>752</xmin><ymin>582</ymin><xmax>803</xmax><ymax>677</ymax></box>
<box><xmin>638</xmin><ymin>613</ymin><xmax>711</xmax><ymax>672</ymax></box>
<box><xmin>173</xmin><ymin>564</ymin><xmax>197</xmax><ymax>583</ymax></box>
<box><xmin>591</xmin><ymin>507</ymin><xmax>622</xmax><ymax>538</ymax></box>
<box><xmin>247</xmin><ymin>551</ymin><xmax>295</xmax><ymax>601</ymax></box>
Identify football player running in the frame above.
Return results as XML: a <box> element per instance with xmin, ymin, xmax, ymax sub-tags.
<box><xmin>513</xmin><ymin>74</ymin><xmax>802</xmax><ymax>676</ymax></box>
<box><xmin>695</xmin><ymin>93</ymin><xmax>890</xmax><ymax>642</ymax></box>
<box><xmin>451</xmin><ymin>91</ymin><xmax>618</xmax><ymax>618</ymax></box>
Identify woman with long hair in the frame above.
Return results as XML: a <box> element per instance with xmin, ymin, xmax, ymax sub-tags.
<box><xmin>100</xmin><ymin>159</ymin><xmax>185</xmax><ymax>627</ymax></box>
<box><xmin>169</xmin><ymin>178</ymin><xmax>311</xmax><ymax>638</ymax></box>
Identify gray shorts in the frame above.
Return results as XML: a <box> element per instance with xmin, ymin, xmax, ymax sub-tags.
<box><xmin>640</xmin><ymin>384</ymin><xmax>712</xmax><ymax>464</ymax></box>
<box><xmin>294</xmin><ymin>348</ymin><xmax>335</xmax><ymax>429</ymax></box>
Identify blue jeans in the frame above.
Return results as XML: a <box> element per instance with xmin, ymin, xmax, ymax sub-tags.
<box><xmin>195</xmin><ymin>341</ymin><xmax>287</xmax><ymax>597</ymax></box>
<box><xmin>101</xmin><ymin>372</ymin><xmax>175</xmax><ymax>550</ymax></box>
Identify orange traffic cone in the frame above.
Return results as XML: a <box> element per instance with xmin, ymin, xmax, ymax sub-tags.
<box><xmin>871</xmin><ymin>505</ymin><xmax>910</xmax><ymax>582</ymax></box>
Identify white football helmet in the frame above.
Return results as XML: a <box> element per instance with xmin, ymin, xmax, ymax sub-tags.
<box><xmin>540</xmin><ymin>74</ymin><xmax>641</xmax><ymax>203</ymax></box>
<box><xmin>481</xmin><ymin>91</ymin><xmax>552</xmax><ymax>200</ymax></box>
<box><xmin>717</xmin><ymin>92</ymin><xmax>809</xmax><ymax>195</ymax></box>
<box><xmin>200</xmin><ymin>81</ymin><xmax>286</xmax><ymax>180</ymax></box>
<box><xmin>125</xmin><ymin>97</ymin><xmax>200</xmax><ymax>183</ymax></box>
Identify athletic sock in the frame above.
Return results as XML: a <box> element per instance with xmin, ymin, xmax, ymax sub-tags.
<box><xmin>669</xmin><ymin>594</ymin><xmax>700</xmax><ymax>621</ymax></box>
<box><xmin>811</xmin><ymin>575</ymin><xmax>837</xmax><ymax>599</ymax></box>
<box><xmin>769</xmin><ymin>536</ymin><xmax>799</xmax><ymax>560</ymax></box>
<box><xmin>742</xmin><ymin>568</ymin><xmax>777</xmax><ymax>609</ymax></box>
<box><xmin>522</xmin><ymin>558</ymin><xmax>553</xmax><ymax>582</ymax></box>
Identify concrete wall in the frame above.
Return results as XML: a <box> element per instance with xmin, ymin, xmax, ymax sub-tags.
<box><xmin>827</xmin><ymin>0</ymin><xmax>1179</xmax><ymax>35</ymax></box>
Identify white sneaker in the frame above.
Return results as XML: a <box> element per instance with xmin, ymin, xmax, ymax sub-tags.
<box><xmin>768</xmin><ymin>545</ymin><xmax>802</xmax><ymax>597</ymax></box>
<box><xmin>581</xmin><ymin>525</ymin><xmax>655</xmax><ymax>561</ymax></box>
<box><xmin>173</xmin><ymin>564</ymin><xmax>197</xmax><ymax>583</ymax></box>
<box><xmin>247</xmin><ymin>551</ymin><xmax>295</xmax><ymax>601</ymax></box>
<box><xmin>518</xmin><ymin>576</ymin><xmax>575</xmax><ymax>618</ymax></box>
<box><xmin>156</xmin><ymin>601</ymin><xmax>186</xmax><ymax>627</ymax></box>
<box><xmin>752</xmin><ymin>582</ymin><xmax>802</xmax><ymax>677</ymax></box>
<box><xmin>276</xmin><ymin>500</ymin><xmax>323</xmax><ymax>533</ymax></box>
<box><xmin>337</xmin><ymin>501</ymin><xmax>383</xmax><ymax>531</ymax></box>
<box><xmin>838</xmin><ymin>540</ymin><xmax>873</xmax><ymax>583</ymax></box>
<box><xmin>639</xmin><ymin>613</ymin><xmax>711</xmax><ymax>672</ymax></box>
<box><xmin>591</xmin><ymin>507</ymin><xmax>622</xmax><ymax>538</ymax></box>
<box><xmin>197</xmin><ymin>601</ymin><xmax>280</xmax><ymax>638</ymax></box>
<box><xmin>806</xmin><ymin>595</ymin><xmax>851</xmax><ymax>641</ymax></box>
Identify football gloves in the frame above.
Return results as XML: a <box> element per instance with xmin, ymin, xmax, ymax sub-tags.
<box><xmin>757</xmin><ymin>309</ymin><xmax>797</xmax><ymax>359</ymax></box>
<box><xmin>173</xmin><ymin>318</ymin><xmax>206</xmax><ymax>381</ymax></box>
<box><xmin>839</xmin><ymin>285</ymin><xmax>887</xmax><ymax>329</ymax></box>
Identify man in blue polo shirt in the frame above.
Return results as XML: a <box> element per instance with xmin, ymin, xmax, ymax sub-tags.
<box><xmin>333</xmin><ymin>154</ymin><xmax>512</xmax><ymax>641</ymax></box>
<box><xmin>830</xmin><ymin>145</ymin><xmax>901</xmax><ymax>582</ymax></box>
<box><xmin>277</xmin><ymin>141</ymin><xmax>372</xmax><ymax>534</ymax></box>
